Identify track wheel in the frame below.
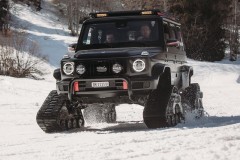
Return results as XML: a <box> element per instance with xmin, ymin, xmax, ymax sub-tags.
<box><xmin>67</xmin><ymin>119</ymin><xmax>73</xmax><ymax>129</ymax></box>
<box><xmin>36</xmin><ymin>90</ymin><xmax>85</xmax><ymax>133</ymax></box>
<box><xmin>72</xmin><ymin>119</ymin><xmax>78</xmax><ymax>128</ymax></box>
<box><xmin>59</xmin><ymin>119</ymin><xmax>67</xmax><ymax>130</ymax></box>
<box><xmin>77</xmin><ymin>118</ymin><xmax>85</xmax><ymax>127</ymax></box>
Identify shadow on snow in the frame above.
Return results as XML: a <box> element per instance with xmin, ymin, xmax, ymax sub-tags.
<box><xmin>237</xmin><ymin>75</ymin><xmax>240</xmax><ymax>83</ymax></box>
<box><xmin>62</xmin><ymin>115</ymin><xmax>240</xmax><ymax>134</ymax></box>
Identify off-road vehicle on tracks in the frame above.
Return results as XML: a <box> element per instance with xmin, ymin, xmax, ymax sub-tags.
<box><xmin>36</xmin><ymin>10</ymin><xmax>203</xmax><ymax>133</ymax></box>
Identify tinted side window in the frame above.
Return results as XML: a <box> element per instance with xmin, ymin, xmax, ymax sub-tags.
<box><xmin>169</xmin><ymin>24</ymin><xmax>177</xmax><ymax>40</ymax></box>
<box><xmin>163</xmin><ymin>22</ymin><xmax>170</xmax><ymax>42</ymax></box>
<box><xmin>163</xmin><ymin>22</ymin><xmax>182</xmax><ymax>42</ymax></box>
<box><xmin>82</xmin><ymin>27</ymin><xmax>93</xmax><ymax>45</ymax></box>
<box><xmin>176</xmin><ymin>26</ymin><xmax>183</xmax><ymax>42</ymax></box>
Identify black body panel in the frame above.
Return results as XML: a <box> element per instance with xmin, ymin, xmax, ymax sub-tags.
<box><xmin>56</xmin><ymin>11</ymin><xmax>190</xmax><ymax>105</ymax></box>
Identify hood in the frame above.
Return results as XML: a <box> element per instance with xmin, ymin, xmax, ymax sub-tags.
<box><xmin>74</xmin><ymin>47</ymin><xmax>162</xmax><ymax>59</ymax></box>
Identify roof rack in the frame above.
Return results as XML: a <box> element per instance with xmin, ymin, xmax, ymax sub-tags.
<box><xmin>89</xmin><ymin>10</ymin><xmax>161</xmax><ymax>18</ymax></box>
<box><xmin>89</xmin><ymin>9</ymin><xmax>177</xmax><ymax>22</ymax></box>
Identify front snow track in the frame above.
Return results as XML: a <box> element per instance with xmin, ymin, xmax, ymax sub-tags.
<box><xmin>143</xmin><ymin>83</ymin><xmax>204</xmax><ymax>129</ymax></box>
<box><xmin>36</xmin><ymin>90</ymin><xmax>84</xmax><ymax>133</ymax></box>
<box><xmin>143</xmin><ymin>86</ymin><xmax>183</xmax><ymax>128</ymax></box>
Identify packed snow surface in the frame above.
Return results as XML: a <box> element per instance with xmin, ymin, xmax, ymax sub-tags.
<box><xmin>1</xmin><ymin>1</ymin><xmax>240</xmax><ymax>160</ymax></box>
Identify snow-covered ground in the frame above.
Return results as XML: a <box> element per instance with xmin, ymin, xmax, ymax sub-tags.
<box><xmin>1</xmin><ymin>1</ymin><xmax>240</xmax><ymax>160</ymax></box>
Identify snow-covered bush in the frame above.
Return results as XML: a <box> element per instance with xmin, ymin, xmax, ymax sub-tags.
<box><xmin>0</xmin><ymin>30</ymin><xmax>48</xmax><ymax>79</ymax></box>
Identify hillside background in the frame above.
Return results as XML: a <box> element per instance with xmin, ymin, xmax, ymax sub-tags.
<box><xmin>0</xmin><ymin>1</ymin><xmax>240</xmax><ymax>160</ymax></box>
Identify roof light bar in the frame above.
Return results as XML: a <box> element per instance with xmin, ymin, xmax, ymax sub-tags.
<box><xmin>96</xmin><ymin>13</ymin><xmax>107</xmax><ymax>17</ymax></box>
<box><xmin>88</xmin><ymin>10</ymin><xmax>177</xmax><ymax>20</ymax></box>
<box><xmin>141</xmin><ymin>11</ymin><xmax>153</xmax><ymax>15</ymax></box>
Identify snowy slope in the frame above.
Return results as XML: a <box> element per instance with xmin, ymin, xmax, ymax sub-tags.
<box><xmin>11</xmin><ymin>0</ymin><xmax>77</xmax><ymax>67</ymax></box>
<box><xmin>1</xmin><ymin>1</ymin><xmax>240</xmax><ymax>160</ymax></box>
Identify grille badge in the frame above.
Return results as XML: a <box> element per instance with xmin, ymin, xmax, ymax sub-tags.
<box><xmin>96</xmin><ymin>66</ymin><xmax>107</xmax><ymax>72</ymax></box>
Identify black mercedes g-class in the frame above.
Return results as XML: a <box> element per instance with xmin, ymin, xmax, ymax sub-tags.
<box><xmin>36</xmin><ymin>10</ymin><xmax>203</xmax><ymax>133</ymax></box>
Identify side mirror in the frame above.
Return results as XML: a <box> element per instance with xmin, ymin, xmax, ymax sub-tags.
<box><xmin>166</xmin><ymin>40</ymin><xmax>180</xmax><ymax>48</ymax></box>
<box><xmin>68</xmin><ymin>43</ymin><xmax>77</xmax><ymax>52</ymax></box>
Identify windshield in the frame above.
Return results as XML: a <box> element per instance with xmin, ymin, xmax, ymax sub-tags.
<box><xmin>78</xmin><ymin>19</ymin><xmax>161</xmax><ymax>50</ymax></box>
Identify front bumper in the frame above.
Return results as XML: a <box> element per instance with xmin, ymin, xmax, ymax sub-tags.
<box><xmin>57</xmin><ymin>77</ymin><xmax>159</xmax><ymax>101</ymax></box>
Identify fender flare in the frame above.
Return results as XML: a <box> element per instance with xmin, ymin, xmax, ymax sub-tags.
<box><xmin>53</xmin><ymin>68</ymin><xmax>61</xmax><ymax>81</ymax></box>
<box><xmin>151</xmin><ymin>63</ymin><xmax>171</xmax><ymax>88</ymax></box>
<box><xmin>151</xmin><ymin>63</ymin><xmax>168</xmax><ymax>79</ymax></box>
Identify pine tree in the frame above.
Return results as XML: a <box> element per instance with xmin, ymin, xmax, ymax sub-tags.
<box><xmin>227</xmin><ymin>0</ymin><xmax>240</xmax><ymax>61</ymax></box>
<box><xmin>0</xmin><ymin>0</ymin><xmax>9</xmax><ymax>32</ymax></box>
<box><xmin>121</xmin><ymin>0</ymin><xmax>166</xmax><ymax>11</ymax></box>
<box><xmin>169</xmin><ymin>0</ymin><xmax>231</xmax><ymax>61</ymax></box>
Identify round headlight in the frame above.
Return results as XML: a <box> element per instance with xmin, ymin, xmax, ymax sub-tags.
<box><xmin>112</xmin><ymin>63</ymin><xmax>122</xmax><ymax>73</ymax></box>
<box><xmin>63</xmin><ymin>62</ymin><xmax>74</xmax><ymax>75</ymax></box>
<box><xmin>76</xmin><ymin>64</ymin><xmax>86</xmax><ymax>75</ymax></box>
<box><xmin>133</xmin><ymin>59</ymin><xmax>145</xmax><ymax>72</ymax></box>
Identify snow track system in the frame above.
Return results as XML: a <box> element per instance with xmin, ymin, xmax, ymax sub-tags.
<box><xmin>36</xmin><ymin>90</ymin><xmax>84</xmax><ymax>133</ymax></box>
<box><xmin>143</xmin><ymin>83</ymin><xmax>204</xmax><ymax>129</ymax></box>
<box><xmin>36</xmin><ymin>84</ymin><xmax>203</xmax><ymax>133</ymax></box>
<box><xmin>143</xmin><ymin>86</ymin><xmax>183</xmax><ymax>128</ymax></box>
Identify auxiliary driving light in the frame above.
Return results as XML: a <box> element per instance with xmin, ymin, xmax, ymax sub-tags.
<box><xmin>76</xmin><ymin>64</ymin><xmax>86</xmax><ymax>75</ymax></box>
<box><xmin>112</xmin><ymin>63</ymin><xmax>122</xmax><ymax>73</ymax></box>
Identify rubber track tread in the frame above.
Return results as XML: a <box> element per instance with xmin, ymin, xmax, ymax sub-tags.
<box><xmin>143</xmin><ymin>86</ymin><xmax>173</xmax><ymax>128</ymax></box>
<box><xmin>36</xmin><ymin>90</ymin><xmax>68</xmax><ymax>133</ymax></box>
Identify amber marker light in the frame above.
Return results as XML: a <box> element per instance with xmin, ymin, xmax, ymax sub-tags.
<box><xmin>96</xmin><ymin>13</ymin><xmax>107</xmax><ymax>17</ymax></box>
<box><xmin>141</xmin><ymin>11</ymin><xmax>153</xmax><ymax>15</ymax></box>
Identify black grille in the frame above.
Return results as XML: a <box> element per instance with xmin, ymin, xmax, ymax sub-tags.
<box><xmin>77</xmin><ymin>60</ymin><xmax>126</xmax><ymax>77</ymax></box>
